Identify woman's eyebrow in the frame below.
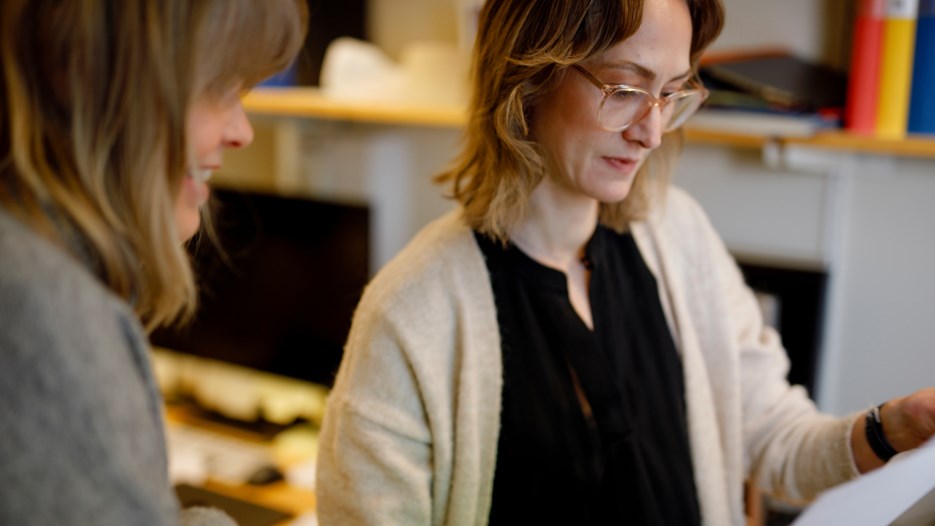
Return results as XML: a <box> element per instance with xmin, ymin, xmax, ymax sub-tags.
<box><xmin>606</xmin><ymin>61</ymin><xmax>693</xmax><ymax>83</ymax></box>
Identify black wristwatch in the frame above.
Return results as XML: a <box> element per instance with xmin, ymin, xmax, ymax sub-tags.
<box><xmin>865</xmin><ymin>403</ymin><xmax>899</xmax><ymax>463</ymax></box>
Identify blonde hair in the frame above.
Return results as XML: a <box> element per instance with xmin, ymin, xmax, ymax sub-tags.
<box><xmin>0</xmin><ymin>0</ymin><xmax>307</xmax><ymax>330</ymax></box>
<box><xmin>437</xmin><ymin>0</ymin><xmax>724</xmax><ymax>241</ymax></box>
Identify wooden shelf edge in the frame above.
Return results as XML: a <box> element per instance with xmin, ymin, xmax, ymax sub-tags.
<box><xmin>243</xmin><ymin>87</ymin><xmax>466</xmax><ymax>128</ymax></box>
<box><xmin>682</xmin><ymin>128</ymin><xmax>771</xmax><ymax>149</ymax></box>
<box><xmin>243</xmin><ymin>88</ymin><xmax>935</xmax><ymax>159</ymax></box>
<box><xmin>684</xmin><ymin>129</ymin><xmax>935</xmax><ymax>159</ymax></box>
<box><xmin>784</xmin><ymin>132</ymin><xmax>935</xmax><ymax>159</ymax></box>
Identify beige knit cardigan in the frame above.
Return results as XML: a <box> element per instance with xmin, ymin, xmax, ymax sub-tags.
<box><xmin>316</xmin><ymin>186</ymin><xmax>859</xmax><ymax>525</ymax></box>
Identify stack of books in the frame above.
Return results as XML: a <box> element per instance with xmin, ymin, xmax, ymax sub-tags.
<box><xmin>688</xmin><ymin>50</ymin><xmax>847</xmax><ymax>139</ymax></box>
<box><xmin>845</xmin><ymin>0</ymin><xmax>935</xmax><ymax>138</ymax></box>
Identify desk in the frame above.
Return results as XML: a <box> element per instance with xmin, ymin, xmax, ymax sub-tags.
<box><xmin>166</xmin><ymin>404</ymin><xmax>317</xmax><ymax>525</ymax></box>
<box><xmin>193</xmin><ymin>480</ymin><xmax>315</xmax><ymax>524</ymax></box>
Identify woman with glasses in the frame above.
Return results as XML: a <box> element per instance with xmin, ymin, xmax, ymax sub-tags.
<box><xmin>0</xmin><ymin>1</ymin><xmax>305</xmax><ymax>524</ymax></box>
<box><xmin>316</xmin><ymin>0</ymin><xmax>935</xmax><ymax>524</ymax></box>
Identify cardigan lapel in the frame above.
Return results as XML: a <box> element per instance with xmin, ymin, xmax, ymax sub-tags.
<box><xmin>632</xmin><ymin>220</ymin><xmax>739</xmax><ymax>525</ymax></box>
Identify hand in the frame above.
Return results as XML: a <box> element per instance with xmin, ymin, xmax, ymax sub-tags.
<box><xmin>880</xmin><ymin>387</ymin><xmax>935</xmax><ymax>453</ymax></box>
<box><xmin>851</xmin><ymin>387</ymin><xmax>935</xmax><ymax>473</ymax></box>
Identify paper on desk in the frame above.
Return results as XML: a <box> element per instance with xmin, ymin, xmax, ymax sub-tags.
<box><xmin>793</xmin><ymin>436</ymin><xmax>935</xmax><ymax>526</ymax></box>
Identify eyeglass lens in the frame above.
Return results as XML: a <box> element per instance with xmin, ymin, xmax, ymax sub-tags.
<box><xmin>598</xmin><ymin>89</ymin><xmax>704</xmax><ymax>132</ymax></box>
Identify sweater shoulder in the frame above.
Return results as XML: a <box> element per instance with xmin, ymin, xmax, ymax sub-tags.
<box><xmin>0</xmin><ymin>209</ymin><xmax>135</xmax><ymax>337</ymax></box>
<box><xmin>357</xmin><ymin>210</ymin><xmax>487</xmax><ymax>315</ymax></box>
<box><xmin>640</xmin><ymin>185</ymin><xmax>725</xmax><ymax>254</ymax></box>
<box><xmin>650</xmin><ymin>185</ymin><xmax>712</xmax><ymax>232</ymax></box>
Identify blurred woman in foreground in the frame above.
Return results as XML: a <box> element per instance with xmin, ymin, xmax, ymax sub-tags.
<box><xmin>0</xmin><ymin>1</ymin><xmax>306</xmax><ymax>524</ymax></box>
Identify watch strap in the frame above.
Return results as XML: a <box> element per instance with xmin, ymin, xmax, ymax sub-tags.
<box><xmin>865</xmin><ymin>403</ymin><xmax>899</xmax><ymax>463</ymax></box>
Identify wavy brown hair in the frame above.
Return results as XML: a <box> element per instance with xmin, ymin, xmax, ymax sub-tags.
<box><xmin>0</xmin><ymin>0</ymin><xmax>307</xmax><ymax>330</ymax></box>
<box><xmin>437</xmin><ymin>0</ymin><xmax>724</xmax><ymax>241</ymax></box>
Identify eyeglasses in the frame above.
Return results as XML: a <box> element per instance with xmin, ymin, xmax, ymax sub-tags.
<box><xmin>571</xmin><ymin>65</ymin><xmax>708</xmax><ymax>133</ymax></box>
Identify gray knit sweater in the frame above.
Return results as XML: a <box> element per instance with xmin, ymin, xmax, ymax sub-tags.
<box><xmin>0</xmin><ymin>207</ymin><xmax>234</xmax><ymax>526</ymax></box>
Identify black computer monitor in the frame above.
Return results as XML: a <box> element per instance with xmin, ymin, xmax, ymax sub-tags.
<box><xmin>150</xmin><ymin>187</ymin><xmax>370</xmax><ymax>388</ymax></box>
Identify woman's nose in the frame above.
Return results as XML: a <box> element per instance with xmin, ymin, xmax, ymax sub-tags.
<box><xmin>224</xmin><ymin>100</ymin><xmax>254</xmax><ymax>149</ymax></box>
<box><xmin>623</xmin><ymin>105</ymin><xmax>664</xmax><ymax>150</ymax></box>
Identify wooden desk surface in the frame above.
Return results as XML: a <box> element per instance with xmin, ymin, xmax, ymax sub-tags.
<box><xmin>198</xmin><ymin>479</ymin><xmax>315</xmax><ymax>523</ymax></box>
<box><xmin>165</xmin><ymin>404</ymin><xmax>316</xmax><ymax>524</ymax></box>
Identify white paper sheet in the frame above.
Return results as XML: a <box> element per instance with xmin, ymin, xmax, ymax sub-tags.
<box><xmin>793</xmin><ymin>436</ymin><xmax>935</xmax><ymax>526</ymax></box>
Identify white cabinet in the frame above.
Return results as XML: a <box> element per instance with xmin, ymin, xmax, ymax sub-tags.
<box><xmin>819</xmin><ymin>156</ymin><xmax>935</xmax><ymax>414</ymax></box>
<box><xmin>676</xmin><ymin>143</ymin><xmax>935</xmax><ymax>415</ymax></box>
<box><xmin>673</xmin><ymin>145</ymin><xmax>831</xmax><ymax>266</ymax></box>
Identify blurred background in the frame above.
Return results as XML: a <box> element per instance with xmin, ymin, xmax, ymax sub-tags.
<box><xmin>151</xmin><ymin>1</ymin><xmax>935</xmax><ymax>524</ymax></box>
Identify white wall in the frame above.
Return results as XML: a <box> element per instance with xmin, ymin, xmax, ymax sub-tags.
<box><xmin>675</xmin><ymin>144</ymin><xmax>935</xmax><ymax>415</ymax></box>
<box><xmin>367</xmin><ymin>0</ymin><xmax>483</xmax><ymax>59</ymax></box>
<box><xmin>819</xmin><ymin>158</ymin><xmax>935</xmax><ymax>414</ymax></box>
<box><xmin>711</xmin><ymin>0</ymin><xmax>852</xmax><ymax>68</ymax></box>
<box><xmin>365</xmin><ymin>0</ymin><xmax>853</xmax><ymax>68</ymax></box>
<box><xmin>293</xmin><ymin>121</ymin><xmax>459</xmax><ymax>270</ymax></box>
<box><xmin>672</xmin><ymin>146</ymin><xmax>830</xmax><ymax>266</ymax></box>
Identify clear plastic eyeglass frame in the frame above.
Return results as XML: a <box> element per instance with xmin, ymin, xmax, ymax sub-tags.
<box><xmin>571</xmin><ymin>64</ymin><xmax>708</xmax><ymax>133</ymax></box>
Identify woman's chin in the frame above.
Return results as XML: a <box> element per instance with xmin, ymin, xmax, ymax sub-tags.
<box><xmin>175</xmin><ymin>210</ymin><xmax>201</xmax><ymax>242</ymax></box>
<box><xmin>175</xmin><ymin>174</ymin><xmax>209</xmax><ymax>241</ymax></box>
<box><xmin>590</xmin><ymin>180</ymin><xmax>634</xmax><ymax>205</ymax></box>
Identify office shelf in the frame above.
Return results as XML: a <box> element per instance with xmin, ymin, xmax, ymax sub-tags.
<box><xmin>243</xmin><ymin>87</ymin><xmax>465</xmax><ymax>128</ymax></box>
<box><xmin>243</xmin><ymin>88</ymin><xmax>935</xmax><ymax>159</ymax></box>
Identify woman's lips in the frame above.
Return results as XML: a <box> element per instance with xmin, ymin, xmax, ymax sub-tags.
<box><xmin>183</xmin><ymin>172</ymin><xmax>210</xmax><ymax>205</ymax></box>
<box><xmin>603</xmin><ymin>156</ymin><xmax>639</xmax><ymax>173</ymax></box>
<box><xmin>189</xmin><ymin>168</ymin><xmax>214</xmax><ymax>183</ymax></box>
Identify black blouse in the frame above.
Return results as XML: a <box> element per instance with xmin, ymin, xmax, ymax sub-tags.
<box><xmin>476</xmin><ymin>226</ymin><xmax>700</xmax><ymax>526</ymax></box>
